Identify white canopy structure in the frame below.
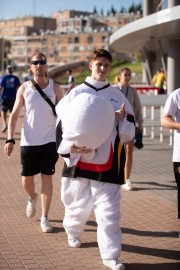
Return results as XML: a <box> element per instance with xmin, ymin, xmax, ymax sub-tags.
<box><xmin>110</xmin><ymin>1</ymin><xmax>180</xmax><ymax>94</ymax></box>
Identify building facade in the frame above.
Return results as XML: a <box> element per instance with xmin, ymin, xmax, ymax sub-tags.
<box><xmin>0</xmin><ymin>10</ymin><xmax>141</xmax><ymax>71</ymax></box>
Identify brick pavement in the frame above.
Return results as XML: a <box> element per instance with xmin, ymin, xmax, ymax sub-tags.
<box><xmin>0</xmin><ymin>116</ymin><xmax>180</xmax><ymax>270</ymax></box>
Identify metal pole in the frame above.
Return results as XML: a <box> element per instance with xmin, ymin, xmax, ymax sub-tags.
<box><xmin>1</xmin><ymin>38</ymin><xmax>5</xmax><ymax>72</ymax></box>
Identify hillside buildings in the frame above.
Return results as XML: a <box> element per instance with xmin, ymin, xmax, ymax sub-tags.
<box><xmin>0</xmin><ymin>10</ymin><xmax>141</xmax><ymax>70</ymax></box>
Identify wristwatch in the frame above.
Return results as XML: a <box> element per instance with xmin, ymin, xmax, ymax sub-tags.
<box><xmin>6</xmin><ymin>139</ymin><xmax>15</xmax><ymax>145</ymax></box>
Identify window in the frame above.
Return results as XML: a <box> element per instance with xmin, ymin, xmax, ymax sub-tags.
<box><xmin>74</xmin><ymin>46</ymin><xmax>79</xmax><ymax>52</ymax></box>
<box><xmin>74</xmin><ymin>37</ymin><xmax>79</xmax><ymax>43</ymax></box>
<box><xmin>102</xmin><ymin>36</ymin><xmax>107</xmax><ymax>43</ymax></box>
<box><xmin>87</xmin><ymin>36</ymin><xmax>93</xmax><ymax>43</ymax></box>
<box><xmin>68</xmin><ymin>37</ymin><xmax>73</xmax><ymax>43</ymax></box>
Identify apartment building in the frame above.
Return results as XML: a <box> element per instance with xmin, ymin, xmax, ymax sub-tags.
<box><xmin>0</xmin><ymin>10</ymin><xmax>141</xmax><ymax>70</ymax></box>
<box><xmin>0</xmin><ymin>16</ymin><xmax>57</xmax><ymax>69</ymax></box>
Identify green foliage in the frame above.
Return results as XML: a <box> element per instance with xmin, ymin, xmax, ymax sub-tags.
<box><xmin>128</xmin><ymin>2</ymin><xmax>142</xmax><ymax>13</ymax></box>
<box><xmin>111</xmin><ymin>5</ymin><xmax>116</xmax><ymax>15</ymax></box>
<box><xmin>74</xmin><ymin>67</ymin><xmax>91</xmax><ymax>84</ymax></box>
<box><xmin>108</xmin><ymin>61</ymin><xmax>142</xmax><ymax>83</ymax></box>
<box><xmin>93</xmin><ymin>6</ymin><xmax>98</xmax><ymax>14</ymax></box>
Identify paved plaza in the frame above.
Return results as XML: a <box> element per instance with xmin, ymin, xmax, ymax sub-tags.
<box><xmin>0</xmin><ymin>116</ymin><xmax>180</xmax><ymax>270</ymax></box>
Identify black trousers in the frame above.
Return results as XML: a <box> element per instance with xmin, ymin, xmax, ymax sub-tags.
<box><xmin>173</xmin><ymin>162</ymin><xmax>180</xmax><ymax>219</ymax></box>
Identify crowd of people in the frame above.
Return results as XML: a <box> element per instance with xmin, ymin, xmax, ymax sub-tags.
<box><xmin>1</xmin><ymin>49</ymin><xmax>179</xmax><ymax>270</ymax></box>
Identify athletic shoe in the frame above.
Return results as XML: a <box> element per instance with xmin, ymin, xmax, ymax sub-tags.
<box><xmin>122</xmin><ymin>179</ymin><xmax>133</xmax><ymax>191</ymax></box>
<box><xmin>68</xmin><ymin>238</ymin><xmax>81</xmax><ymax>248</ymax></box>
<box><xmin>41</xmin><ymin>217</ymin><xmax>53</xmax><ymax>233</ymax></box>
<box><xmin>103</xmin><ymin>259</ymin><xmax>125</xmax><ymax>270</ymax></box>
<box><xmin>26</xmin><ymin>193</ymin><xmax>38</xmax><ymax>218</ymax></box>
<box><xmin>1</xmin><ymin>124</ymin><xmax>7</xmax><ymax>133</ymax></box>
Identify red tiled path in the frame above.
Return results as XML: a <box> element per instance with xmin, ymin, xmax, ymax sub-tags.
<box><xmin>0</xmin><ymin>115</ymin><xmax>180</xmax><ymax>270</ymax></box>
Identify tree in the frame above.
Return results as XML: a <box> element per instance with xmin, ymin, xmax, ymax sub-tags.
<box><xmin>120</xmin><ymin>6</ymin><xmax>126</xmax><ymax>13</ymax></box>
<box><xmin>100</xmin><ymin>8</ymin><xmax>104</xmax><ymax>16</ymax></box>
<box><xmin>128</xmin><ymin>2</ymin><xmax>142</xmax><ymax>14</ymax></box>
<box><xmin>93</xmin><ymin>6</ymin><xmax>98</xmax><ymax>15</ymax></box>
<box><xmin>129</xmin><ymin>3</ymin><xmax>135</xmax><ymax>13</ymax></box>
<box><xmin>110</xmin><ymin>5</ymin><xmax>116</xmax><ymax>16</ymax></box>
<box><xmin>136</xmin><ymin>4</ymin><xmax>143</xmax><ymax>14</ymax></box>
<box><xmin>1</xmin><ymin>40</ymin><xmax>11</xmax><ymax>71</ymax></box>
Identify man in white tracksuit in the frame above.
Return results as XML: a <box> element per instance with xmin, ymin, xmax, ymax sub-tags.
<box><xmin>56</xmin><ymin>49</ymin><xmax>135</xmax><ymax>270</ymax></box>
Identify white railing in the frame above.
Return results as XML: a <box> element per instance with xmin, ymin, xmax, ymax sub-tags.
<box><xmin>135</xmin><ymin>84</ymin><xmax>161</xmax><ymax>95</ymax></box>
<box><xmin>139</xmin><ymin>94</ymin><xmax>173</xmax><ymax>146</ymax></box>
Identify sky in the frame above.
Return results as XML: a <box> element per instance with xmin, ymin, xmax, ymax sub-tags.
<box><xmin>0</xmin><ymin>0</ymin><xmax>142</xmax><ymax>20</ymax></box>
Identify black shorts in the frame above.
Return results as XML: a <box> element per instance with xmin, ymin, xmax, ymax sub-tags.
<box><xmin>173</xmin><ymin>162</ymin><xmax>180</xmax><ymax>219</ymax></box>
<box><xmin>21</xmin><ymin>142</ymin><xmax>59</xmax><ymax>176</ymax></box>
<box><xmin>1</xmin><ymin>99</ymin><xmax>15</xmax><ymax>112</ymax></box>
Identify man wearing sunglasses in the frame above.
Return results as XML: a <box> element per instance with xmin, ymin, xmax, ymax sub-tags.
<box><xmin>4</xmin><ymin>52</ymin><xmax>63</xmax><ymax>233</ymax></box>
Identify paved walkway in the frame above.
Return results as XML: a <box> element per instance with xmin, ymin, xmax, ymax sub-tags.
<box><xmin>0</xmin><ymin>116</ymin><xmax>180</xmax><ymax>270</ymax></box>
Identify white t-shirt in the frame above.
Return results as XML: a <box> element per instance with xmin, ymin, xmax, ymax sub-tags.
<box><xmin>163</xmin><ymin>88</ymin><xmax>180</xmax><ymax>162</ymax></box>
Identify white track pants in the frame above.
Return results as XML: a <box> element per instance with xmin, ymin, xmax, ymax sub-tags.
<box><xmin>61</xmin><ymin>177</ymin><xmax>122</xmax><ymax>259</ymax></box>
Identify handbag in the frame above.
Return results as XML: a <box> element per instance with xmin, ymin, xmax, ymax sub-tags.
<box><xmin>134</xmin><ymin>128</ymin><xmax>143</xmax><ymax>149</ymax></box>
<box><xmin>118</xmin><ymin>113</ymin><xmax>135</xmax><ymax>143</ymax></box>
<box><xmin>31</xmin><ymin>79</ymin><xmax>57</xmax><ymax>117</ymax></box>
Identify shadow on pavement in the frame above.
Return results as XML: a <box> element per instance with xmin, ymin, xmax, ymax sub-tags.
<box><xmin>122</xmin><ymin>243</ymin><xmax>180</xmax><ymax>260</ymax></box>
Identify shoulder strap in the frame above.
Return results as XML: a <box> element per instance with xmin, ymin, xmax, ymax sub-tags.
<box><xmin>125</xmin><ymin>86</ymin><xmax>129</xmax><ymax>98</ymax></box>
<box><xmin>31</xmin><ymin>79</ymin><xmax>57</xmax><ymax>117</ymax></box>
<box><xmin>84</xmin><ymin>81</ymin><xmax>110</xmax><ymax>91</ymax></box>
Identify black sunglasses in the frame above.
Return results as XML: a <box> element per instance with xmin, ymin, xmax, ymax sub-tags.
<box><xmin>31</xmin><ymin>60</ymin><xmax>46</xmax><ymax>65</ymax></box>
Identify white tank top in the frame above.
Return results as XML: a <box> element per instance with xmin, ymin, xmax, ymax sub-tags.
<box><xmin>21</xmin><ymin>79</ymin><xmax>56</xmax><ymax>146</ymax></box>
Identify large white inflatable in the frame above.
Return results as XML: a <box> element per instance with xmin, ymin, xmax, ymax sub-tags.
<box><xmin>57</xmin><ymin>92</ymin><xmax>115</xmax><ymax>160</ymax></box>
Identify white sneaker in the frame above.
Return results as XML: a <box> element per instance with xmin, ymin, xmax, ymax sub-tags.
<box><xmin>103</xmin><ymin>259</ymin><xmax>125</xmax><ymax>270</ymax></box>
<box><xmin>41</xmin><ymin>217</ymin><xmax>53</xmax><ymax>233</ymax></box>
<box><xmin>122</xmin><ymin>179</ymin><xmax>133</xmax><ymax>191</ymax></box>
<box><xmin>26</xmin><ymin>193</ymin><xmax>38</xmax><ymax>218</ymax></box>
<box><xmin>68</xmin><ymin>238</ymin><xmax>81</xmax><ymax>248</ymax></box>
<box><xmin>1</xmin><ymin>124</ymin><xmax>7</xmax><ymax>133</ymax></box>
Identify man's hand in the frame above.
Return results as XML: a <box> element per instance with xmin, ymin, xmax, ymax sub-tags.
<box><xmin>115</xmin><ymin>103</ymin><xmax>125</xmax><ymax>121</ymax></box>
<box><xmin>70</xmin><ymin>144</ymin><xmax>93</xmax><ymax>154</ymax></box>
<box><xmin>4</xmin><ymin>143</ymin><xmax>14</xmax><ymax>158</ymax></box>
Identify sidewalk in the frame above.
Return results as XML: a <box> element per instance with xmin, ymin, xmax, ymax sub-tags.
<box><xmin>0</xmin><ymin>118</ymin><xmax>180</xmax><ymax>270</ymax></box>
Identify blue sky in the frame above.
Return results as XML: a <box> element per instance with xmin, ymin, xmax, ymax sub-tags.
<box><xmin>0</xmin><ymin>0</ymin><xmax>142</xmax><ymax>19</ymax></box>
